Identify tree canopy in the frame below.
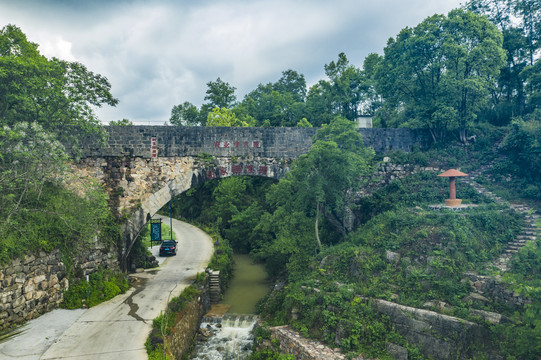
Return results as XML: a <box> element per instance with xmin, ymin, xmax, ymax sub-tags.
<box><xmin>374</xmin><ymin>9</ymin><xmax>506</xmax><ymax>143</ymax></box>
<box><xmin>0</xmin><ymin>25</ymin><xmax>118</xmax><ymax>148</ymax></box>
<box><xmin>0</xmin><ymin>25</ymin><xmax>119</xmax><ymax>263</ymax></box>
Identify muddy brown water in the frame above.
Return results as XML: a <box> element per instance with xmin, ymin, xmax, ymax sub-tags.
<box><xmin>221</xmin><ymin>254</ymin><xmax>269</xmax><ymax>314</ymax></box>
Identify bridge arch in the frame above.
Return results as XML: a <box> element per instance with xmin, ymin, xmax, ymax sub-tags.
<box><xmin>74</xmin><ymin>154</ymin><xmax>291</xmax><ymax>269</ymax></box>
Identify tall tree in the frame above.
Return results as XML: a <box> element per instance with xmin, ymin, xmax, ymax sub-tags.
<box><xmin>0</xmin><ymin>25</ymin><xmax>118</xmax><ymax>148</ymax></box>
<box><xmin>241</xmin><ymin>70</ymin><xmax>307</xmax><ymax>127</ymax></box>
<box><xmin>274</xmin><ymin>69</ymin><xmax>307</xmax><ymax>102</ymax></box>
<box><xmin>522</xmin><ymin>59</ymin><xmax>541</xmax><ymax>110</ymax></box>
<box><xmin>324</xmin><ymin>52</ymin><xmax>365</xmax><ymax>120</ymax></box>
<box><xmin>509</xmin><ymin>0</ymin><xmax>541</xmax><ymax>66</ymax></box>
<box><xmin>374</xmin><ymin>10</ymin><xmax>506</xmax><ymax>143</ymax></box>
<box><xmin>262</xmin><ymin>117</ymin><xmax>374</xmax><ymax>274</ymax></box>
<box><xmin>203</xmin><ymin>77</ymin><xmax>237</xmax><ymax>109</ymax></box>
<box><xmin>169</xmin><ymin>101</ymin><xmax>202</xmax><ymax>126</ymax></box>
<box><xmin>465</xmin><ymin>0</ymin><xmax>541</xmax><ymax>121</ymax></box>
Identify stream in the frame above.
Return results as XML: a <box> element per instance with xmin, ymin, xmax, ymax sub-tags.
<box><xmin>190</xmin><ymin>254</ymin><xmax>269</xmax><ymax>359</ymax></box>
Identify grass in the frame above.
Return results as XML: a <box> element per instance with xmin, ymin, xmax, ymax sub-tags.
<box><xmin>141</xmin><ymin>221</ymin><xmax>176</xmax><ymax>248</ymax></box>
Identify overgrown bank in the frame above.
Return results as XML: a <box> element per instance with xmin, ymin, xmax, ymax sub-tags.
<box><xmin>167</xmin><ymin>119</ymin><xmax>539</xmax><ymax>359</ymax></box>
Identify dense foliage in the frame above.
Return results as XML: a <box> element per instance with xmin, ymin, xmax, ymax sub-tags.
<box><xmin>0</xmin><ymin>25</ymin><xmax>118</xmax><ymax>149</ymax></box>
<box><xmin>172</xmin><ymin>131</ymin><xmax>539</xmax><ymax>358</ymax></box>
<box><xmin>0</xmin><ymin>25</ymin><xmax>120</xmax><ymax>266</ymax></box>
<box><xmin>0</xmin><ymin>24</ymin><xmax>122</xmax><ymax>316</ymax></box>
<box><xmin>374</xmin><ymin>9</ymin><xmax>506</xmax><ymax>143</ymax></box>
<box><xmin>499</xmin><ymin>110</ymin><xmax>541</xmax><ymax>200</ymax></box>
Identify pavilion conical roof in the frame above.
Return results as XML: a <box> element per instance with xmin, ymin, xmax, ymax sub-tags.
<box><xmin>437</xmin><ymin>169</ymin><xmax>468</xmax><ymax>177</ymax></box>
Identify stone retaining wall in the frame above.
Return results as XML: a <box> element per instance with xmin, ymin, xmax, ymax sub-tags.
<box><xmin>167</xmin><ymin>281</ymin><xmax>209</xmax><ymax>360</ymax></box>
<box><xmin>0</xmin><ymin>237</ymin><xmax>119</xmax><ymax>330</ymax></box>
<box><xmin>359</xmin><ymin>161</ymin><xmax>441</xmax><ymax>197</ymax></box>
<box><xmin>269</xmin><ymin>325</ymin><xmax>355</xmax><ymax>360</ymax></box>
<box><xmin>372</xmin><ymin>299</ymin><xmax>494</xmax><ymax>360</ymax></box>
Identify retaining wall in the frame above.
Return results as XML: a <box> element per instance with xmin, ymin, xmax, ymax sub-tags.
<box><xmin>166</xmin><ymin>281</ymin><xmax>210</xmax><ymax>360</ymax></box>
<box><xmin>0</xmin><ymin>237</ymin><xmax>119</xmax><ymax>330</ymax></box>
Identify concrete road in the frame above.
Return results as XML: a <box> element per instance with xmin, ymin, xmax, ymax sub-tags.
<box><xmin>0</xmin><ymin>218</ymin><xmax>213</xmax><ymax>360</ymax></box>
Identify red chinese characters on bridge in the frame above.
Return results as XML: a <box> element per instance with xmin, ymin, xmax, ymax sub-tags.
<box><xmin>214</xmin><ymin>140</ymin><xmax>262</xmax><ymax>149</ymax></box>
<box><xmin>205</xmin><ymin>164</ymin><xmax>269</xmax><ymax>179</ymax></box>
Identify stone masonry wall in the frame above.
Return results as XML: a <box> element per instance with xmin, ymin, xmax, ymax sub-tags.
<box><xmin>167</xmin><ymin>282</ymin><xmax>209</xmax><ymax>360</ymax></box>
<box><xmin>0</xmin><ymin>237</ymin><xmax>119</xmax><ymax>330</ymax></box>
<box><xmin>269</xmin><ymin>325</ymin><xmax>365</xmax><ymax>360</ymax></box>
<box><xmin>373</xmin><ymin>299</ymin><xmax>493</xmax><ymax>360</ymax></box>
<box><xmin>78</xmin><ymin>126</ymin><xmax>429</xmax><ymax>159</ymax></box>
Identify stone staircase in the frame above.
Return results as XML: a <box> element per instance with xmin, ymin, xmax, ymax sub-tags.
<box><xmin>209</xmin><ymin>271</ymin><xmax>221</xmax><ymax>304</ymax></box>
<box><xmin>465</xmin><ymin>169</ymin><xmax>540</xmax><ymax>272</ymax></box>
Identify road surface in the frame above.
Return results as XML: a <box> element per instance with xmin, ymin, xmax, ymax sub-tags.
<box><xmin>0</xmin><ymin>217</ymin><xmax>213</xmax><ymax>360</ymax></box>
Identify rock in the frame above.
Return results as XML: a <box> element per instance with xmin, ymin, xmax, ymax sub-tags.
<box><xmin>469</xmin><ymin>309</ymin><xmax>502</xmax><ymax>324</ymax></box>
<box><xmin>386</xmin><ymin>250</ymin><xmax>400</xmax><ymax>263</ymax></box>
<box><xmin>386</xmin><ymin>342</ymin><xmax>408</xmax><ymax>360</ymax></box>
<box><xmin>463</xmin><ymin>292</ymin><xmax>489</xmax><ymax>304</ymax></box>
<box><xmin>199</xmin><ymin>328</ymin><xmax>212</xmax><ymax>338</ymax></box>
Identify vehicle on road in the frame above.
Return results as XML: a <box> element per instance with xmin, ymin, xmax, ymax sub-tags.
<box><xmin>159</xmin><ymin>240</ymin><xmax>177</xmax><ymax>256</ymax></box>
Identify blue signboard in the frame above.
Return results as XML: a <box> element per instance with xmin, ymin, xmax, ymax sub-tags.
<box><xmin>150</xmin><ymin>222</ymin><xmax>161</xmax><ymax>242</ymax></box>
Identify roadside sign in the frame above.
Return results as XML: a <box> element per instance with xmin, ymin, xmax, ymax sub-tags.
<box><xmin>150</xmin><ymin>219</ymin><xmax>162</xmax><ymax>247</ymax></box>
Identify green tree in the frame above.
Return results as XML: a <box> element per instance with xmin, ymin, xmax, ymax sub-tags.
<box><xmin>241</xmin><ymin>70</ymin><xmax>307</xmax><ymax>127</ymax></box>
<box><xmin>0</xmin><ymin>25</ymin><xmax>118</xmax><ymax>148</ymax></box>
<box><xmin>374</xmin><ymin>9</ymin><xmax>506</xmax><ymax>143</ymax></box>
<box><xmin>210</xmin><ymin>177</ymin><xmax>247</xmax><ymax>227</ymax></box>
<box><xmin>259</xmin><ymin>117</ymin><xmax>374</xmax><ymax>276</ymax></box>
<box><xmin>0</xmin><ymin>26</ymin><xmax>119</xmax><ymax>263</ymax></box>
<box><xmin>206</xmin><ymin>107</ymin><xmax>253</xmax><ymax>127</ymax></box>
<box><xmin>296</xmin><ymin>117</ymin><xmax>312</xmax><ymax>127</ymax></box>
<box><xmin>203</xmin><ymin>77</ymin><xmax>237</xmax><ymax>109</ymax></box>
<box><xmin>0</xmin><ymin>122</ymin><xmax>67</xmax><ymax>227</ymax></box>
<box><xmin>109</xmin><ymin>118</ymin><xmax>133</xmax><ymax>126</ymax></box>
<box><xmin>274</xmin><ymin>69</ymin><xmax>307</xmax><ymax>102</ymax></box>
<box><xmin>305</xmin><ymin>53</ymin><xmax>374</xmax><ymax>126</ymax></box>
<box><xmin>324</xmin><ymin>52</ymin><xmax>366</xmax><ymax>121</ymax></box>
<box><xmin>509</xmin><ymin>0</ymin><xmax>541</xmax><ymax>66</ymax></box>
<box><xmin>501</xmin><ymin>110</ymin><xmax>541</xmax><ymax>184</ymax></box>
<box><xmin>522</xmin><ymin>58</ymin><xmax>541</xmax><ymax>110</ymax></box>
<box><xmin>169</xmin><ymin>101</ymin><xmax>202</xmax><ymax>126</ymax></box>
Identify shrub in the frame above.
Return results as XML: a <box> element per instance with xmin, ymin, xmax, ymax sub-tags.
<box><xmin>62</xmin><ymin>269</ymin><xmax>129</xmax><ymax>309</ymax></box>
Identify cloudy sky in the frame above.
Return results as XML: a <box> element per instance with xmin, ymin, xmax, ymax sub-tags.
<box><xmin>1</xmin><ymin>0</ymin><xmax>463</xmax><ymax>125</ymax></box>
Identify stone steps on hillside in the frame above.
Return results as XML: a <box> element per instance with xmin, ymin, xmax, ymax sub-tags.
<box><xmin>465</xmin><ymin>169</ymin><xmax>539</xmax><ymax>274</ymax></box>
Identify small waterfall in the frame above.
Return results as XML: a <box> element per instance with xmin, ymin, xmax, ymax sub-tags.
<box><xmin>190</xmin><ymin>315</ymin><xmax>257</xmax><ymax>360</ymax></box>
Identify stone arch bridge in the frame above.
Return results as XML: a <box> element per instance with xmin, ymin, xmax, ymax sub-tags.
<box><xmin>73</xmin><ymin>126</ymin><xmax>427</xmax><ymax>270</ymax></box>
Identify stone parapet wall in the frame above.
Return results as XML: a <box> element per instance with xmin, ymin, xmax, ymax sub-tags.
<box><xmin>0</xmin><ymin>238</ymin><xmax>119</xmax><ymax>330</ymax></box>
<box><xmin>78</xmin><ymin>126</ymin><xmax>429</xmax><ymax>159</ymax></box>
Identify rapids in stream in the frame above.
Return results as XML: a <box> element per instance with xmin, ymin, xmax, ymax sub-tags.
<box><xmin>190</xmin><ymin>254</ymin><xmax>269</xmax><ymax>359</ymax></box>
<box><xmin>190</xmin><ymin>315</ymin><xmax>257</xmax><ymax>360</ymax></box>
